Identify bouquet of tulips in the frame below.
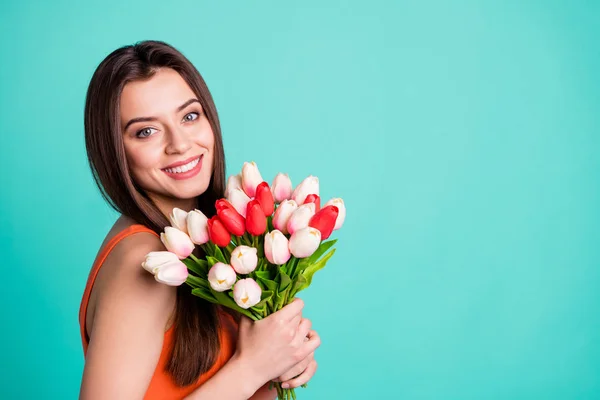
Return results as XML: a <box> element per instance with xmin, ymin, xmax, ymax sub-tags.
<box><xmin>141</xmin><ymin>161</ymin><xmax>346</xmax><ymax>400</ymax></box>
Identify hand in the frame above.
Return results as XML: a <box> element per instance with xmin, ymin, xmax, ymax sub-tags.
<box><xmin>272</xmin><ymin>329</ymin><xmax>319</xmax><ymax>389</ymax></box>
<box><xmin>235</xmin><ymin>299</ymin><xmax>321</xmax><ymax>385</ymax></box>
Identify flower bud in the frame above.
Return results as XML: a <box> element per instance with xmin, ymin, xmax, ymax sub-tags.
<box><xmin>207</xmin><ymin>216</ymin><xmax>231</xmax><ymax>247</ymax></box>
<box><xmin>303</xmin><ymin>194</ymin><xmax>320</xmax><ymax>212</ymax></box>
<box><xmin>233</xmin><ymin>278</ymin><xmax>262</xmax><ymax>309</ymax></box>
<box><xmin>242</xmin><ymin>161</ymin><xmax>263</xmax><ymax>198</ymax></box>
<box><xmin>230</xmin><ymin>245</ymin><xmax>258</xmax><ymax>274</ymax></box>
<box><xmin>228</xmin><ymin>188</ymin><xmax>251</xmax><ymax>218</ymax></box>
<box><xmin>216</xmin><ymin>199</ymin><xmax>246</xmax><ymax>236</ymax></box>
<box><xmin>289</xmin><ymin>227</ymin><xmax>321</xmax><ymax>258</ymax></box>
<box><xmin>154</xmin><ymin>260</ymin><xmax>189</xmax><ymax>286</ymax></box>
<box><xmin>292</xmin><ymin>175</ymin><xmax>319</xmax><ymax>206</ymax></box>
<box><xmin>272</xmin><ymin>200</ymin><xmax>298</xmax><ymax>235</ymax></box>
<box><xmin>264</xmin><ymin>230</ymin><xmax>291</xmax><ymax>265</ymax></box>
<box><xmin>246</xmin><ymin>200</ymin><xmax>267</xmax><ymax>236</ymax></box>
<box><xmin>324</xmin><ymin>198</ymin><xmax>346</xmax><ymax>230</ymax></box>
<box><xmin>208</xmin><ymin>262</ymin><xmax>237</xmax><ymax>292</ymax></box>
<box><xmin>255</xmin><ymin>181</ymin><xmax>275</xmax><ymax>217</ymax></box>
<box><xmin>160</xmin><ymin>226</ymin><xmax>195</xmax><ymax>259</ymax></box>
<box><xmin>271</xmin><ymin>173</ymin><xmax>292</xmax><ymax>203</ymax></box>
<box><xmin>169</xmin><ymin>208</ymin><xmax>189</xmax><ymax>234</ymax></box>
<box><xmin>142</xmin><ymin>251</ymin><xmax>180</xmax><ymax>274</ymax></box>
<box><xmin>287</xmin><ymin>203</ymin><xmax>316</xmax><ymax>236</ymax></box>
<box><xmin>225</xmin><ymin>173</ymin><xmax>242</xmax><ymax>198</ymax></box>
<box><xmin>187</xmin><ymin>209</ymin><xmax>210</xmax><ymax>245</ymax></box>
<box><xmin>308</xmin><ymin>205</ymin><xmax>339</xmax><ymax>240</ymax></box>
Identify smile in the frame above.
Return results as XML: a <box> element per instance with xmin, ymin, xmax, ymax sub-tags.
<box><xmin>161</xmin><ymin>154</ymin><xmax>204</xmax><ymax>180</ymax></box>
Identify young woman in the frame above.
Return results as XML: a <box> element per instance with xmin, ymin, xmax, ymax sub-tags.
<box><xmin>78</xmin><ymin>40</ymin><xmax>320</xmax><ymax>399</ymax></box>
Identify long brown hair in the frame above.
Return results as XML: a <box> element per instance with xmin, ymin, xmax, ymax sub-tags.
<box><xmin>84</xmin><ymin>40</ymin><xmax>225</xmax><ymax>386</ymax></box>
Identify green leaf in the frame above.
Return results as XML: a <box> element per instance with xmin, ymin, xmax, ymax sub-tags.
<box><xmin>209</xmin><ymin>287</ymin><xmax>258</xmax><ymax>320</ymax></box>
<box><xmin>289</xmin><ymin>273</ymin><xmax>308</xmax><ymax>298</ymax></box>
<box><xmin>186</xmin><ymin>274</ymin><xmax>210</xmax><ymax>290</ymax></box>
<box><xmin>182</xmin><ymin>258</ymin><xmax>208</xmax><ymax>278</ymax></box>
<box><xmin>206</xmin><ymin>256</ymin><xmax>220</xmax><ymax>267</ymax></box>
<box><xmin>277</xmin><ymin>269</ymin><xmax>292</xmax><ymax>293</ymax></box>
<box><xmin>213</xmin><ymin>244</ymin><xmax>228</xmax><ymax>264</ymax></box>
<box><xmin>301</xmin><ymin>247</ymin><xmax>337</xmax><ymax>288</ymax></box>
<box><xmin>309</xmin><ymin>239</ymin><xmax>337</xmax><ymax>264</ymax></box>
<box><xmin>256</xmin><ymin>276</ymin><xmax>278</xmax><ymax>292</ymax></box>
<box><xmin>191</xmin><ymin>288</ymin><xmax>217</xmax><ymax>303</ymax></box>
<box><xmin>253</xmin><ymin>290</ymin><xmax>274</xmax><ymax>309</ymax></box>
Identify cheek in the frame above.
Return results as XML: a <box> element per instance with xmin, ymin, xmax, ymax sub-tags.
<box><xmin>125</xmin><ymin>144</ymin><xmax>164</xmax><ymax>178</ymax></box>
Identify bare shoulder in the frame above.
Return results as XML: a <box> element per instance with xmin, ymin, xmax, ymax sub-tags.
<box><xmin>86</xmin><ymin>215</ymin><xmax>176</xmax><ymax>337</ymax></box>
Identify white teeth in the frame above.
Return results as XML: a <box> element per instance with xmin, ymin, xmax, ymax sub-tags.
<box><xmin>164</xmin><ymin>157</ymin><xmax>200</xmax><ymax>174</ymax></box>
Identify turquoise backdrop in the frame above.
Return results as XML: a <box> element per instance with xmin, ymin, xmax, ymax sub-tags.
<box><xmin>1</xmin><ymin>1</ymin><xmax>598</xmax><ymax>398</ymax></box>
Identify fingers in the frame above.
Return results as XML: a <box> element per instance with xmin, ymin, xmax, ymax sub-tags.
<box><xmin>277</xmin><ymin>352</ymin><xmax>313</xmax><ymax>382</ymax></box>
<box><xmin>281</xmin><ymin>359</ymin><xmax>318</xmax><ymax>389</ymax></box>
<box><xmin>277</xmin><ymin>298</ymin><xmax>304</xmax><ymax>322</ymax></box>
<box><xmin>300</xmin><ymin>329</ymin><xmax>320</xmax><ymax>356</ymax></box>
<box><xmin>293</xmin><ymin>318</ymin><xmax>312</xmax><ymax>345</ymax></box>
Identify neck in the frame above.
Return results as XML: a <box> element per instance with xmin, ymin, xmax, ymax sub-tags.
<box><xmin>151</xmin><ymin>194</ymin><xmax>198</xmax><ymax>218</ymax></box>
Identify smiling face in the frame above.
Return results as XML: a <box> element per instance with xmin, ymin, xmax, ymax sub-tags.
<box><xmin>119</xmin><ymin>68</ymin><xmax>215</xmax><ymax>215</ymax></box>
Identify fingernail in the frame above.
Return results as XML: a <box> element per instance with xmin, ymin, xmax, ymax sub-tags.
<box><xmin>282</xmin><ymin>383</ymin><xmax>290</xmax><ymax>389</ymax></box>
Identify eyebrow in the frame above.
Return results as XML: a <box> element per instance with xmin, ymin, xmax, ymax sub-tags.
<box><xmin>123</xmin><ymin>98</ymin><xmax>201</xmax><ymax>132</ymax></box>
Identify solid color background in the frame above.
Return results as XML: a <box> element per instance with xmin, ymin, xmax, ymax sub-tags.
<box><xmin>0</xmin><ymin>1</ymin><xmax>598</xmax><ymax>398</ymax></box>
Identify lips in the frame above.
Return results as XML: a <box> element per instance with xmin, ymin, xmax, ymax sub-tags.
<box><xmin>163</xmin><ymin>155</ymin><xmax>203</xmax><ymax>170</ymax></box>
<box><xmin>161</xmin><ymin>154</ymin><xmax>204</xmax><ymax>180</ymax></box>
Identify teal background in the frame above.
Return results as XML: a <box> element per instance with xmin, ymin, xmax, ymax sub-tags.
<box><xmin>0</xmin><ymin>1</ymin><xmax>598</xmax><ymax>398</ymax></box>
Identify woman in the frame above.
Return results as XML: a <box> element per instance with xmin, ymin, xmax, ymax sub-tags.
<box><xmin>79</xmin><ymin>40</ymin><xmax>320</xmax><ymax>399</ymax></box>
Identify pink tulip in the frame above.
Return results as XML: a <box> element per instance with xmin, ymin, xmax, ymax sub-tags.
<box><xmin>233</xmin><ymin>278</ymin><xmax>262</xmax><ymax>309</ymax></box>
<box><xmin>169</xmin><ymin>208</ymin><xmax>189</xmax><ymax>234</ymax></box>
<box><xmin>241</xmin><ymin>161</ymin><xmax>263</xmax><ymax>198</ymax></box>
<box><xmin>154</xmin><ymin>260</ymin><xmax>189</xmax><ymax>286</ymax></box>
<box><xmin>230</xmin><ymin>245</ymin><xmax>258</xmax><ymax>274</ymax></box>
<box><xmin>292</xmin><ymin>175</ymin><xmax>319</xmax><ymax>206</ymax></box>
<box><xmin>264</xmin><ymin>230</ymin><xmax>291</xmax><ymax>265</ymax></box>
<box><xmin>287</xmin><ymin>203</ymin><xmax>316</xmax><ymax>236</ymax></box>
<box><xmin>271</xmin><ymin>173</ymin><xmax>293</xmax><ymax>203</ymax></box>
<box><xmin>160</xmin><ymin>226</ymin><xmax>195</xmax><ymax>259</ymax></box>
<box><xmin>187</xmin><ymin>209</ymin><xmax>210</xmax><ymax>245</ymax></box>
<box><xmin>228</xmin><ymin>187</ymin><xmax>251</xmax><ymax>218</ymax></box>
<box><xmin>272</xmin><ymin>200</ymin><xmax>298</xmax><ymax>235</ymax></box>
<box><xmin>208</xmin><ymin>262</ymin><xmax>237</xmax><ymax>292</ymax></box>
<box><xmin>289</xmin><ymin>227</ymin><xmax>321</xmax><ymax>258</ymax></box>
<box><xmin>324</xmin><ymin>198</ymin><xmax>346</xmax><ymax>230</ymax></box>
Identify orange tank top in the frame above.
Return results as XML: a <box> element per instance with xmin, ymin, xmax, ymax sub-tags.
<box><xmin>79</xmin><ymin>224</ymin><xmax>238</xmax><ymax>399</ymax></box>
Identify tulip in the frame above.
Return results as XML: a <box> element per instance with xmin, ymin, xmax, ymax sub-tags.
<box><xmin>324</xmin><ymin>198</ymin><xmax>346</xmax><ymax>230</ymax></box>
<box><xmin>255</xmin><ymin>182</ymin><xmax>275</xmax><ymax>217</ymax></box>
<box><xmin>246</xmin><ymin>200</ymin><xmax>267</xmax><ymax>236</ymax></box>
<box><xmin>242</xmin><ymin>161</ymin><xmax>263</xmax><ymax>198</ymax></box>
<box><xmin>228</xmin><ymin>187</ymin><xmax>251</xmax><ymax>218</ymax></box>
<box><xmin>208</xmin><ymin>262</ymin><xmax>237</xmax><ymax>292</ymax></box>
<box><xmin>187</xmin><ymin>209</ymin><xmax>210</xmax><ymax>245</ymax></box>
<box><xmin>160</xmin><ymin>226</ymin><xmax>195</xmax><ymax>259</ymax></box>
<box><xmin>287</xmin><ymin>203</ymin><xmax>316</xmax><ymax>236</ymax></box>
<box><xmin>216</xmin><ymin>199</ymin><xmax>246</xmax><ymax>236</ymax></box>
<box><xmin>308</xmin><ymin>205</ymin><xmax>338</xmax><ymax>240</ymax></box>
<box><xmin>233</xmin><ymin>278</ymin><xmax>262</xmax><ymax>309</ymax></box>
<box><xmin>264</xmin><ymin>230</ymin><xmax>291</xmax><ymax>265</ymax></box>
<box><xmin>272</xmin><ymin>200</ymin><xmax>298</xmax><ymax>235</ymax></box>
<box><xmin>303</xmin><ymin>194</ymin><xmax>320</xmax><ymax>212</ymax></box>
<box><xmin>154</xmin><ymin>260</ymin><xmax>189</xmax><ymax>286</ymax></box>
<box><xmin>142</xmin><ymin>251</ymin><xmax>180</xmax><ymax>274</ymax></box>
<box><xmin>225</xmin><ymin>173</ymin><xmax>242</xmax><ymax>198</ymax></box>
<box><xmin>292</xmin><ymin>175</ymin><xmax>319</xmax><ymax>206</ymax></box>
<box><xmin>169</xmin><ymin>208</ymin><xmax>189</xmax><ymax>234</ymax></box>
<box><xmin>271</xmin><ymin>173</ymin><xmax>292</xmax><ymax>203</ymax></box>
<box><xmin>289</xmin><ymin>227</ymin><xmax>321</xmax><ymax>258</ymax></box>
<box><xmin>207</xmin><ymin>216</ymin><xmax>231</xmax><ymax>247</ymax></box>
<box><xmin>230</xmin><ymin>245</ymin><xmax>258</xmax><ymax>274</ymax></box>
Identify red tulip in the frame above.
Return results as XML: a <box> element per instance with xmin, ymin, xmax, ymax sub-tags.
<box><xmin>215</xmin><ymin>199</ymin><xmax>246</xmax><ymax>236</ymax></box>
<box><xmin>255</xmin><ymin>181</ymin><xmax>275</xmax><ymax>216</ymax></box>
<box><xmin>303</xmin><ymin>194</ymin><xmax>320</xmax><ymax>212</ymax></box>
<box><xmin>308</xmin><ymin>205</ymin><xmax>338</xmax><ymax>240</ymax></box>
<box><xmin>207</xmin><ymin>216</ymin><xmax>231</xmax><ymax>247</ymax></box>
<box><xmin>246</xmin><ymin>200</ymin><xmax>267</xmax><ymax>236</ymax></box>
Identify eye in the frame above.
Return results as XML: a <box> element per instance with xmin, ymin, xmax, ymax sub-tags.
<box><xmin>183</xmin><ymin>111</ymin><xmax>200</xmax><ymax>122</ymax></box>
<box><xmin>135</xmin><ymin>127</ymin><xmax>157</xmax><ymax>138</ymax></box>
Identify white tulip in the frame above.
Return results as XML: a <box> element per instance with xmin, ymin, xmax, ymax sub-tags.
<box><xmin>154</xmin><ymin>260</ymin><xmax>189</xmax><ymax>286</ymax></box>
<box><xmin>169</xmin><ymin>208</ymin><xmax>189</xmax><ymax>234</ymax></box>
<box><xmin>233</xmin><ymin>278</ymin><xmax>262</xmax><ymax>309</ymax></box>
<box><xmin>208</xmin><ymin>262</ymin><xmax>237</xmax><ymax>292</ymax></box>
<box><xmin>226</xmin><ymin>173</ymin><xmax>242</xmax><ymax>198</ymax></box>
<box><xmin>287</xmin><ymin>203</ymin><xmax>316</xmax><ymax>236</ymax></box>
<box><xmin>187</xmin><ymin>209</ymin><xmax>210</xmax><ymax>245</ymax></box>
<box><xmin>292</xmin><ymin>175</ymin><xmax>319</xmax><ymax>206</ymax></box>
<box><xmin>289</xmin><ymin>227</ymin><xmax>321</xmax><ymax>258</ymax></box>
<box><xmin>141</xmin><ymin>251</ymin><xmax>180</xmax><ymax>274</ymax></box>
<box><xmin>271</xmin><ymin>173</ymin><xmax>293</xmax><ymax>203</ymax></box>
<box><xmin>264</xmin><ymin>230</ymin><xmax>291</xmax><ymax>265</ymax></box>
<box><xmin>230</xmin><ymin>245</ymin><xmax>258</xmax><ymax>274</ymax></box>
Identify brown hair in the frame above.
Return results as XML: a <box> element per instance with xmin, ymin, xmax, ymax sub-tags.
<box><xmin>84</xmin><ymin>40</ymin><xmax>225</xmax><ymax>386</ymax></box>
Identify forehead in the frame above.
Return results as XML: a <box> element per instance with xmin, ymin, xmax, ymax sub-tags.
<box><xmin>120</xmin><ymin>68</ymin><xmax>196</xmax><ymax>121</ymax></box>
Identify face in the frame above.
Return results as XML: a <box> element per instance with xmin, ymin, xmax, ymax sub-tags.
<box><xmin>120</xmin><ymin>68</ymin><xmax>215</xmax><ymax>215</ymax></box>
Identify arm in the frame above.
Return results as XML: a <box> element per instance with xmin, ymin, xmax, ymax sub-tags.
<box><xmin>80</xmin><ymin>232</ymin><xmax>176</xmax><ymax>399</ymax></box>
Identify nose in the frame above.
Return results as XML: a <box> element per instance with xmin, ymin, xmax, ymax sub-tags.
<box><xmin>165</xmin><ymin>126</ymin><xmax>192</xmax><ymax>155</ymax></box>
